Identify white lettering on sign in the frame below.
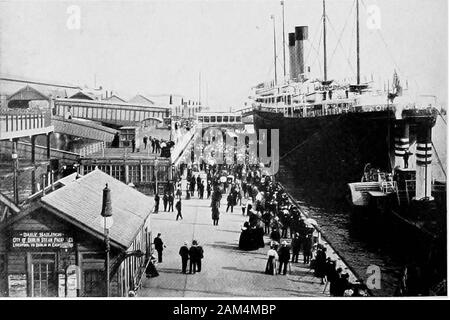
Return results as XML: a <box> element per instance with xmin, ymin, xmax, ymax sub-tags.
<box><xmin>11</xmin><ymin>231</ymin><xmax>73</xmax><ymax>250</ymax></box>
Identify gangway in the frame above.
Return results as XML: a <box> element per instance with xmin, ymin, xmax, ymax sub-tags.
<box><xmin>52</xmin><ymin>116</ymin><xmax>117</xmax><ymax>141</ymax></box>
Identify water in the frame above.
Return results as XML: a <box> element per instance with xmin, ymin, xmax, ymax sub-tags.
<box><xmin>278</xmin><ymin>165</ymin><xmax>402</xmax><ymax>296</ymax></box>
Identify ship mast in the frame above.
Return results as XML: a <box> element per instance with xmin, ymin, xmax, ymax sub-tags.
<box><xmin>271</xmin><ymin>14</ymin><xmax>278</xmax><ymax>86</ymax></box>
<box><xmin>281</xmin><ymin>1</ymin><xmax>286</xmax><ymax>81</ymax></box>
<box><xmin>322</xmin><ymin>0</ymin><xmax>327</xmax><ymax>82</ymax></box>
<box><xmin>356</xmin><ymin>0</ymin><xmax>360</xmax><ymax>84</ymax></box>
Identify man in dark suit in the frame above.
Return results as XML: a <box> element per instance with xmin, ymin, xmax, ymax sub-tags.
<box><xmin>278</xmin><ymin>241</ymin><xmax>291</xmax><ymax>275</ymax></box>
<box><xmin>179</xmin><ymin>242</ymin><xmax>190</xmax><ymax>274</ymax></box>
<box><xmin>168</xmin><ymin>193</ymin><xmax>174</xmax><ymax>212</ymax></box>
<box><xmin>153</xmin><ymin>233</ymin><xmax>165</xmax><ymax>263</ymax></box>
<box><xmin>175</xmin><ymin>199</ymin><xmax>183</xmax><ymax>220</ymax></box>
<box><xmin>189</xmin><ymin>240</ymin><xmax>199</xmax><ymax>274</ymax></box>
<box><xmin>154</xmin><ymin>193</ymin><xmax>160</xmax><ymax>213</ymax></box>
<box><xmin>163</xmin><ymin>193</ymin><xmax>168</xmax><ymax>212</ymax></box>
<box><xmin>291</xmin><ymin>233</ymin><xmax>302</xmax><ymax>263</ymax></box>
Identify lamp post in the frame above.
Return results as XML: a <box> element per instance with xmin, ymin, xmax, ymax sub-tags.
<box><xmin>12</xmin><ymin>139</ymin><xmax>19</xmax><ymax>204</ymax></box>
<box><xmin>154</xmin><ymin>159</ymin><xmax>159</xmax><ymax>195</ymax></box>
<box><xmin>60</xmin><ymin>240</ymin><xmax>73</xmax><ymax>297</ymax></box>
<box><xmin>100</xmin><ymin>183</ymin><xmax>113</xmax><ymax>297</ymax></box>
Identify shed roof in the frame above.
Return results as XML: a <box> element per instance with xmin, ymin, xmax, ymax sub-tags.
<box><xmin>7</xmin><ymin>85</ymin><xmax>50</xmax><ymax>101</ymax></box>
<box><xmin>128</xmin><ymin>94</ymin><xmax>154</xmax><ymax>105</ymax></box>
<box><xmin>69</xmin><ymin>91</ymin><xmax>99</xmax><ymax>100</ymax></box>
<box><xmin>40</xmin><ymin>169</ymin><xmax>151</xmax><ymax>249</ymax></box>
<box><xmin>106</xmin><ymin>94</ymin><xmax>125</xmax><ymax>102</ymax></box>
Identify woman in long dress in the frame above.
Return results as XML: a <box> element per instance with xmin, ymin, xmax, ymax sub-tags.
<box><xmin>239</xmin><ymin>222</ymin><xmax>251</xmax><ymax>250</ymax></box>
<box><xmin>265</xmin><ymin>245</ymin><xmax>278</xmax><ymax>275</ymax></box>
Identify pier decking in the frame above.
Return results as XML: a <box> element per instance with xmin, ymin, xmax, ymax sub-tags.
<box><xmin>139</xmin><ymin>198</ymin><xmax>329</xmax><ymax>297</ymax></box>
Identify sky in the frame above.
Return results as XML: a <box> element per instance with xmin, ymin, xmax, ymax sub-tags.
<box><xmin>0</xmin><ymin>0</ymin><xmax>447</xmax><ymax>110</ymax></box>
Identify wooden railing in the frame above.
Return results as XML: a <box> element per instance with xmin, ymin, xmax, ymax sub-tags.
<box><xmin>74</xmin><ymin>141</ymin><xmax>105</xmax><ymax>157</ymax></box>
<box><xmin>0</xmin><ymin>109</ymin><xmax>53</xmax><ymax>139</ymax></box>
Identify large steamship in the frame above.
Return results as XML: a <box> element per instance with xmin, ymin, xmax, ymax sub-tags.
<box><xmin>250</xmin><ymin>0</ymin><xmax>446</xmax><ymax>294</ymax></box>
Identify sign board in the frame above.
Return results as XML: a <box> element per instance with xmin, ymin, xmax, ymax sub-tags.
<box><xmin>8</xmin><ymin>274</ymin><xmax>27</xmax><ymax>297</ymax></box>
<box><xmin>66</xmin><ymin>267</ymin><xmax>79</xmax><ymax>297</ymax></box>
<box><xmin>11</xmin><ymin>231</ymin><xmax>74</xmax><ymax>250</ymax></box>
<box><xmin>58</xmin><ymin>274</ymin><xmax>66</xmax><ymax>297</ymax></box>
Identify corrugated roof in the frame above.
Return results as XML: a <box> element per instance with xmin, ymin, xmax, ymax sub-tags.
<box><xmin>41</xmin><ymin>169</ymin><xmax>151</xmax><ymax>249</ymax></box>
<box><xmin>7</xmin><ymin>85</ymin><xmax>50</xmax><ymax>101</ymax></box>
<box><xmin>106</xmin><ymin>95</ymin><xmax>125</xmax><ymax>102</ymax></box>
<box><xmin>70</xmin><ymin>91</ymin><xmax>100</xmax><ymax>100</ymax></box>
<box><xmin>128</xmin><ymin>94</ymin><xmax>154</xmax><ymax>105</ymax></box>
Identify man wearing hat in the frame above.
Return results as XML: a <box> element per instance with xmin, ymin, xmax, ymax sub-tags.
<box><xmin>153</xmin><ymin>233</ymin><xmax>165</xmax><ymax>263</ymax></box>
<box><xmin>291</xmin><ymin>233</ymin><xmax>302</xmax><ymax>263</ymax></box>
<box><xmin>179</xmin><ymin>241</ymin><xmax>190</xmax><ymax>274</ymax></box>
<box><xmin>278</xmin><ymin>241</ymin><xmax>291</xmax><ymax>275</ymax></box>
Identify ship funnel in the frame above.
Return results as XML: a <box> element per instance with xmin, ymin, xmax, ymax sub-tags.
<box><xmin>288</xmin><ymin>33</ymin><xmax>297</xmax><ymax>81</ymax></box>
<box><xmin>294</xmin><ymin>26</ymin><xmax>308</xmax><ymax>81</ymax></box>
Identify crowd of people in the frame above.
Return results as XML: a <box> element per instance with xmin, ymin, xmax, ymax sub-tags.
<box><xmin>110</xmin><ymin>132</ymin><xmax>174</xmax><ymax>157</ymax></box>
<box><xmin>148</xmin><ymin>162</ymin><xmax>369</xmax><ymax>297</ymax></box>
<box><xmin>201</xmin><ymin>164</ymin><xmax>368</xmax><ymax>297</ymax></box>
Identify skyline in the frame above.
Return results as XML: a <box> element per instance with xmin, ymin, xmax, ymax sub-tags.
<box><xmin>0</xmin><ymin>0</ymin><xmax>447</xmax><ymax>110</ymax></box>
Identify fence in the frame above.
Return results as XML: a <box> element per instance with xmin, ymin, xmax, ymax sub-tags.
<box><xmin>0</xmin><ymin>109</ymin><xmax>53</xmax><ymax>140</ymax></box>
<box><xmin>75</xmin><ymin>141</ymin><xmax>105</xmax><ymax>157</ymax></box>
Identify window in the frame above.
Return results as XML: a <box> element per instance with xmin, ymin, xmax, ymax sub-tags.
<box><xmin>142</xmin><ymin>165</ymin><xmax>154</xmax><ymax>182</ymax></box>
<box><xmin>83</xmin><ymin>165</ymin><xmax>96</xmax><ymax>174</ymax></box>
<box><xmin>83</xmin><ymin>269</ymin><xmax>104</xmax><ymax>297</ymax></box>
<box><xmin>129</xmin><ymin>165</ymin><xmax>140</xmax><ymax>183</ymax></box>
<box><xmin>229</xmin><ymin>116</ymin><xmax>235</xmax><ymax>122</ymax></box>
<box><xmin>203</xmin><ymin>117</ymin><xmax>209</xmax><ymax>123</ymax></box>
<box><xmin>97</xmin><ymin>165</ymin><xmax>109</xmax><ymax>173</ymax></box>
<box><xmin>31</xmin><ymin>253</ymin><xmax>57</xmax><ymax>297</ymax></box>
<box><xmin>223</xmin><ymin>116</ymin><xmax>229</xmax><ymax>122</ymax></box>
<box><xmin>217</xmin><ymin>116</ymin><xmax>222</xmax><ymax>123</ymax></box>
<box><xmin>111</xmin><ymin>165</ymin><xmax>125</xmax><ymax>182</ymax></box>
<box><xmin>236</xmin><ymin>116</ymin><xmax>241</xmax><ymax>122</ymax></box>
<box><xmin>198</xmin><ymin>116</ymin><xmax>203</xmax><ymax>122</ymax></box>
<box><xmin>158</xmin><ymin>165</ymin><xmax>169</xmax><ymax>182</ymax></box>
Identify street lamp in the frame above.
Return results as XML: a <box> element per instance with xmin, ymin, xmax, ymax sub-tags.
<box><xmin>12</xmin><ymin>143</ymin><xmax>18</xmax><ymax>204</ymax></box>
<box><xmin>100</xmin><ymin>183</ymin><xmax>113</xmax><ymax>297</ymax></box>
<box><xmin>154</xmin><ymin>159</ymin><xmax>159</xmax><ymax>195</ymax></box>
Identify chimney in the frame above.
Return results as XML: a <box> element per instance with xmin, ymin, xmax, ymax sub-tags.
<box><xmin>294</xmin><ymin>26</ymin><xmax>308</xmax><ymax>81</ymax></box>
<box><xmin>288</xmin><ymin>33</ymin><xmax>296</xmax><ymax>81</ymax></box>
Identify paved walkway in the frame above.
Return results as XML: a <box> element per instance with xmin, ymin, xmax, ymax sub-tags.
<box><xmin>138</xmin><ymin>197</ymin><xmax>328</xmax><ymax>297</ymax></box>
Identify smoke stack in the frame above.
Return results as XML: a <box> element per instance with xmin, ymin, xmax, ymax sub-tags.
<box><xmin>288</xmin><ymin>33</ymin><xmax>296</xmax><ymax>81</ymax></box>
<box><xmin>294</xmin><ymin>26</ymin><xmax>308</xmax><ymax>81</ymax></box>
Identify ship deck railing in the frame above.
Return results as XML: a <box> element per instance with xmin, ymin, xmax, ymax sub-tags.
<box><xmin>253</xmin><ymin>102</ymin><xmax>436</xmax><ymax>120</ymax></box>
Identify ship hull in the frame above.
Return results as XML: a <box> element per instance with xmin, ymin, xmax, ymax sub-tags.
<box><xmin>253</xmin><ymin>109</ymin><xmax>405</xmax><ymax>202</ymax></box>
